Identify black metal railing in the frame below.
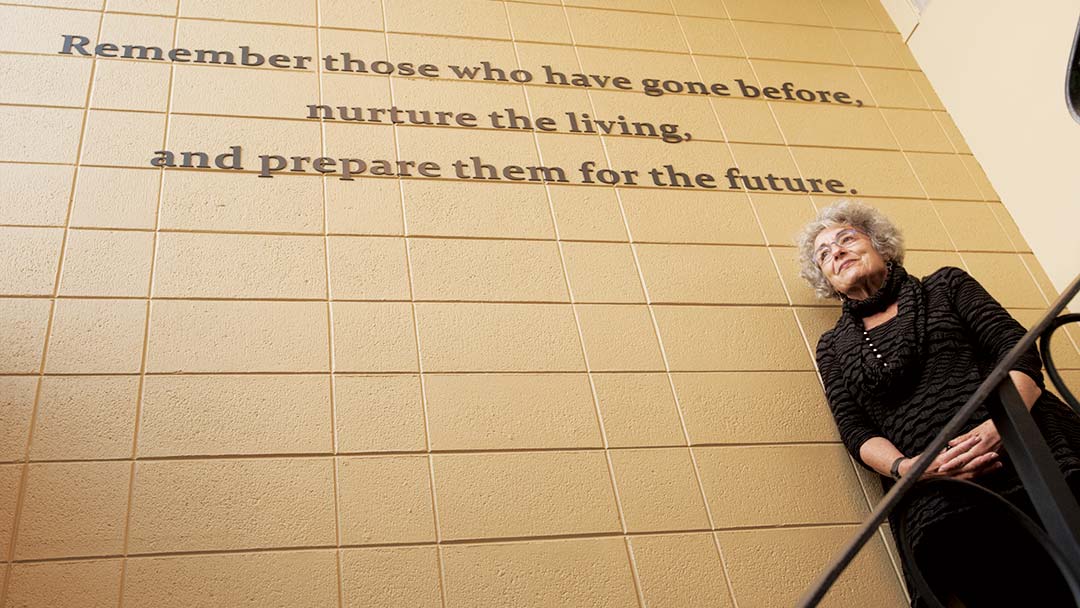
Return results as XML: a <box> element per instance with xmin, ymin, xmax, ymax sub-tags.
<box><xmin>799</xmin><ymin>272</ymin><xmax>1080</xmax><ymax>608</ymax></box>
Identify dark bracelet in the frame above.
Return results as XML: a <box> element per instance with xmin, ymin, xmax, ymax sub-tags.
<box><xmin>890</xmin><ymin>456</ymin><xmax>907</xmax><ymax>480</ymax></box>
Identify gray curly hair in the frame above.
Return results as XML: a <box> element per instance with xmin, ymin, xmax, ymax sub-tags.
<box><xmin>797</xmin><ymin>200</ymin><xmax>905</xmax><ymax>299</ymax></box>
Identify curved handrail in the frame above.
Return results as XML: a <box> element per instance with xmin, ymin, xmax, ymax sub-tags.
<box><xmin>1067</xmin><ymin>12</ymin><xmax>1080</xmax><ymax>124</ymax></box>
<box><xmin>798</xmin><ymin>272</ymin><xmax>1080</xmax><ymax>608</ymax></box>
<box><xmin>896</xmin><ymin>478</ymin><xmax>1080</xmax><ymax>607</ymax></box>
<box><xmin>1042</xmin><ymin>313</ymin><xmax>1080</xmax><ymax>413</ymax></box>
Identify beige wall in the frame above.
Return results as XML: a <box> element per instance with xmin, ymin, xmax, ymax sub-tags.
<box><xmin>2</xmin><ymin>0</ymin><xmax>1075</xmax><ymax>606</ymax></box>
<box><xmin>884</xmin><ymin>0</ymin><xmax>1080</xmax><ymax>294</ymax></box>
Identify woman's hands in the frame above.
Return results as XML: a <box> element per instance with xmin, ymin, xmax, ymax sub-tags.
<box><xmin>895</xmin><ymin>373</ymin><xmax>1040</xmax><ymax>480</ymax></box>
<box><xmin>899</xmin><ymin>420</ymin><xmax>1004</xmax><ymax>480</ymax></box>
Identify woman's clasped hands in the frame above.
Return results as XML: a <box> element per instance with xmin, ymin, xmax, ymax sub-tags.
<box><xmin>900</xmin><ymin>420</ymin><xmax>1005</xmax><ymax>480</ymax></box>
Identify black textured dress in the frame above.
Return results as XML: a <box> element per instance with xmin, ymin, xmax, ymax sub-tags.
<box><xmin>816</xmin><ymin>265</ymin><xmax>1080</xmax><ymax>607</ymax></box>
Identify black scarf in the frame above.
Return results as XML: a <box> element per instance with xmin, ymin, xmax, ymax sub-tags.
<box><xmin>841</xmin><ymin>263</ymin><xmax>928</xmax><ymax>395</ymax></box>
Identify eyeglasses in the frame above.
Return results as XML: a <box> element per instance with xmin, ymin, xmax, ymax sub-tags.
<box><xmin>815</xmin><ymin>228</ymin><xmax>865</xmax><ymax>267</ymax></box>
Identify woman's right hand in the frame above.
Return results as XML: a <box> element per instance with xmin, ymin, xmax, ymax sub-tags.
<box><xmin>900</xmin><ymin>435</ymin><xmax>1003</xmax><ymax>480</ymax></box>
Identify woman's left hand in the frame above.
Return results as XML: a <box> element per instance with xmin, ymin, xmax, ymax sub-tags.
<box><xmin>937</xmin><ymin>420</ymin><xmax>1003</xmax><ymax>474</ymax></box>
<box><xmin>935</xmin><ymin>372</ymin><xmax>1040</xmax><ymax>476</ymax></box>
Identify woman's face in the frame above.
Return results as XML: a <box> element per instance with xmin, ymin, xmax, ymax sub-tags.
<box><xmin>813</xmin><ymin>224</ymin><xmax>887</xmax><ymax>297</ymax></box>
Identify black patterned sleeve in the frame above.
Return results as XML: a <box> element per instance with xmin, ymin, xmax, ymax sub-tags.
<box><xmin>944</xmin><ymin>266</ymin><xmax>1045</xmax><ymax>388</ymax></box>
<box><xmin>816</xmin><ymin>331</ymin><xmax>882</xmax><ymax>469</ymax></box>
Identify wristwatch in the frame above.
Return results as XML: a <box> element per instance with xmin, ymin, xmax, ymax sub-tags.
<box><xmin>890</xmin><ymin>456</ymin><xmax>907</xmax><ymax>480</ymax></box>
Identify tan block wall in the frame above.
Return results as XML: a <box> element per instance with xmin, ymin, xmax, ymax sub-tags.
<box><xmin>1</xmin><ymin>0</ymin><xmax>1076</xmax><ymax>606</ymax></box>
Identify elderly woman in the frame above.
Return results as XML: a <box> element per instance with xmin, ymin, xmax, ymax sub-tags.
<box><xmin>800</xmin><ymin>201</ymin><xmax>1080</xmax><ymax>607</ymax></box>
